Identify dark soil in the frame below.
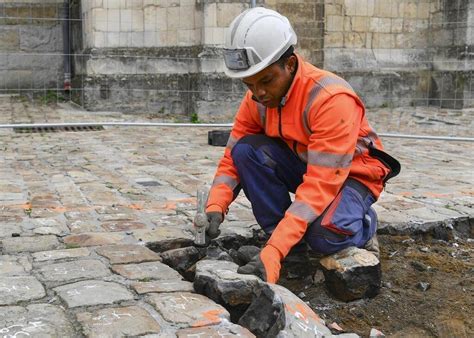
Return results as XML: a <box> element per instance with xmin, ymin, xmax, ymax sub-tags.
<box><xmin>279</xmin><ymin>235</ymin><xmax>474</xmax><ymax>337</ymax></box>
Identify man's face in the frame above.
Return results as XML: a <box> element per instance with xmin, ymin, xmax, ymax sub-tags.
<box><xmin>242</xmin><ymin>56</ymin><xmax>296</xmax><ymax>108</ymax></box>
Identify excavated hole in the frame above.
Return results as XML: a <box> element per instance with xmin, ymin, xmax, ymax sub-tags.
<box><xmin>147</xmin><ymin>230</ymin><xmax>267</xmax><ymax>324</ymax></box>
<box><xmin>145</xmin><ymin>219</ymin><xmax>473</xmax><ymax>336</ymax></box>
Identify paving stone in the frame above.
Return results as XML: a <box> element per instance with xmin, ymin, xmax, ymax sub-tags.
<box><xmin>0</xmin><ymin>304</ymin><xmax>75</xmax><ymax>337</ymax></box>
<box><xmin>37</xmin><ymin>259</ymin><xmax>110</xmax><ymax>284</ymax></box>
<box><xmin>96</xmin><ymin>244</ymin><xmax>161</xmax><ymax>264</ymax></box>
<box><xmin>0</xmin><ymin>276</ymin><xmax>46</xmax><ymax>305</ymax></box>
<box><xmin>194</xmin><ymin>259</ymin><xmax>260</xmax><ymax>308</ymax></box>
<box><xmin>77</xmin><ymin>305</ymin><xmax>161</xmax><ymax>337</ymax></box>
<box><xmin>112</xmin><ymin>261</ymin><xmax>183</xmax><ymax>281</ymax></box>
<box><xmin>54</xmin><ymin>280</ymin><xmax>134</xmax><ymax>308</ymax></box>
<box><xmin>63</xmin><ymin>232</ymin><xmax>130</xmax><ymax>247</ymax></box>
<box><xmin>132</xmin><ymin>280</ymin><xmax>194</xmax><ymax>294</ymax></box>
<box><xmin>147</xmin><ymin>292</ymin><xmax>230</xmax><ymax>328</ymax></box>
<box><xmin>176</xmin><ymin>323</ymin><xmax>255</xmax><ymax>337</ymax></box>
<box><xmin>133</xmin><ymin>227</ymin><xmax>194</xmax><ymax>252</ymax></box>
<box><xmin>0</xmin><ymin>255</ymin><xmax>31</xmax><ymax>276</ymax></box>
<box><xmin>239</xmin><ymin>283</ymin><xmax>331</xmax><ymax>337</ymax></box>
<box><xmin>0</xmin><ymin>223</ymin><xmax>22</xmax><ymax>237</ymax></box>
<box><xmin>1</xmin><ymin>235</ymin><xmax>61</xmax><ymax>253</ymax></box>
<box><xmin>160</xmin><ymin>246</ymin><xmax>204</xmax><ymax>275</ymax></box>
<box><xmin>101</xmin><ymin>220</ymin><xmax>147</xmax><ymax>232</ymax></box>
<box><xmin>320</xmin><ymin>247</ymin><xmax>381</xmax><ymax>301</ymax></box>
<box><xmin>32</xmin><ymin>247</ymin><xmax>91</xmax><ymax>262</ymax></box>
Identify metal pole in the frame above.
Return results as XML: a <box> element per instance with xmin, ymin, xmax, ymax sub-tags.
<box><xmin>1</xmin><ymin>122</ymin><xmax>473</xmax><ymax>142</ymax></box>
<box><xmin>62</xmin><ymin>0</ymin><xmax>71</xmax><ymax>93</ymax></box>
<box><xmin>250</xmin><ymin>0</ymin><xmax>256</xmax><ymax>8</ymax></box>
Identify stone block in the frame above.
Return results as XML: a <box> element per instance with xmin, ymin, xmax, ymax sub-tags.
<box><xmin>54</xmin><ymin>280</ymin><xmax>134</xmax><ymax>308</ymax></box>
<box><xmin>77</xmin><ymin>306</ymin><xmax>161</xmax><ymax>337</ymax></box>
<box><xmin>374</xmin><ymin>1</ymin><xmax>398</xmax><ymax>17</ymax></box>
<box><xmin>391</xmin><ymin>18</ymin><xmax>404</xmax><ymax>33</ymax></box>
<box><xmin>194</xmin><ymin>259</ymin><xmax>261</xmax><ymax>311</ymax></box>
<box><xmin>203</xmin><ymin>2</ymin><xmax>217</xmax><ymax>27</ymax></box>
<box><xmin>160</xmin><ymin>246</ymin><xmax>203</xmax><ymax>275</ymax></box>
<box><xmin>0</xmin><ymin>256</ymin><xmax>31</xmax><ymax>276</ymax></box>
<box><xmin>178</xmin><ymin>29</ymin><xmax>200</xmax><ymax>46</ymax></box>
<box><xmin>167</xmin><ymin>6</ymin><xmax>180</xmax><ymax>30</ymax></box>
<box><xmin>112</xmin><ymin>261</ymin><xmax>183</xmax><ymax>280</ymax></box>
<box><xmin>352</xmin><ymin>16</ymin><xmax>368</xmax><ymax>32</ymax></box>
<box><xmin>133</xmin><ymin>227</ymin><xmax>193</xmax><ymax>252</ymax></box>
<box><xmin>400</xmin><ymin>2</ymin><xmax>418</xmax><ymax>19</ymax></box>
<box><xmin>63</xmin><ymin>232</ymin><xmax>129</xmax><ymax>247</ymax></box>
<box><xmin>372</xmin><ymin>32</ymin><xmax>394</xmax><ymax>49</ymax></box>
<box><xmin>2</xmin><ymin>235</ymin><xmax>61</xmax><ymax>253</ymax></box>
<box><xmin>179</xmin><ymin>5</ymin><xmax>195</xmax><ymax>30</ymax></box>
<box><xmin>177</xmin><ymin>324</ymin><xmax>255</xmax><ymax>337</ymax></box>
<box><xmin>37</xmin><ymin>259</ymin><xmax>110</xmax><ymax>285</ymax></box>
<box><xmin>144</xmin><ymin>6</ymin><xmax>156</xmax><ymax>31</ymax></box>
<box><xmin>326</xmin><ymin>15</ymin><xmax>344</xmax><ymax>32</ymax></box>
<box><xmin>32</xmin><ymin>248</ymin><xmax>91</xmax><ymax>262</ymax></box>
<box><xmin>369</xmin><ymin>17</ymin><xmax>391</xmax><ymax>33</ymax></box>
<box><xmin>0</xmin><ymin>304</ymin><xmax>74</xmax><ymax>337</ymax></box>
<box><xmin>0</xmin><ymin>28</ymin><xmax>19</xmax><ymax>51</ymax></box>
<box><xmin>96</xmin><ymin>244</ymin><xmax>161</xmax><ymax>264</ymax></box>
<box><xmin>320</xmin><ymin>247</ymin><xmax>381</xmax><ymax>301</ymax></box>
<box><xmin>217</xmin><ymin>3</ymin><xmax>247</xmax><ymax>27</ymax></box>
<box><xmin>344</xmin><ymin>0</ymin><xmax>357</xmax><ymax>16</ymax></box>
<box><xmin>147</xmin><ymin>292</ymin><xmax>230</xmax><ymax>328</ymax></box>
<box><xmin>132</xmin><ymin>280</ymin><xmax>194</xmax><ymax>294</ymax></box>
<box><xmin>239</xmin><ymin>283</ymin><xmax>331</xmax><ymax>337</ymax></box>
<box><xmin>0</xmin><ymin>276</ymin><xmax>46</xmax><ymax>305</ymax></box>
<box><xmin>344</xmin><ymin>32</ymin><xmax>366</xmax><ymax>48</ymax></box>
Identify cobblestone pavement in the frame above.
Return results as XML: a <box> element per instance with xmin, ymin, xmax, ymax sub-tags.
<box><xmin>0</xmin><ymin>96</ymin><xmax>472</xmax><ymax>336</ymax></box>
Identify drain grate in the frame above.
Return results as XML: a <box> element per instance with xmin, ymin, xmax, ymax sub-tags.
<box><xmin>13</xmin><ymin>125</ymin><xmax>105</xmax><ymax>133</ymax></box>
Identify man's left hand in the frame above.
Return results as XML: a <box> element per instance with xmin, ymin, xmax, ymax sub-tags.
<box><xmin>237</xmin><ymin>245</ymin><xmax>281</xmax><ymax>283</ymax></box>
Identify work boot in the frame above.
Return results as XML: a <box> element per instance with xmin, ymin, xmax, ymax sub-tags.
<box><xmin>364</xmin><ymin>234</ymin><xmax>380</xmax><ymax>259</ymax></box>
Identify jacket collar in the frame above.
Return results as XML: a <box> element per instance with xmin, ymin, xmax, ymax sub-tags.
<box><xmin>279</xmin><ymin>53</ymin><xmax>303</xmax><ymax>107</ymax></box>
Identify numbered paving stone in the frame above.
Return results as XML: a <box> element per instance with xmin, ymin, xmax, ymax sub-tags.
<box><xmin>77</xmin><ymin>306</ymin><xmax>161</xmax><ymax>337</ymax></box>
<box><xmin>96</xmin><ymin>244</ymin><xmax>161</xmax><ymax>264</ymax></box>
<box><xmin>0</xmin><ymin>276</ymin><xmax>46</xmax><ymax>305</ymax></box>
<box><xmin>37</xmin><ymin>260</ymin><xmax>110</xmax><ymax>285</ymax></box>
<box><xmin>112</xmin><ymin>261</ymin><xmax>182</xmax><ymax>281</ymax></box>
<box><xmin>54</xmin><ymin>281</ymin><xmax>134</xmax><ymax>308</ymax></box>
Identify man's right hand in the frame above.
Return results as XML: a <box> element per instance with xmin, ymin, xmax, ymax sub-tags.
<box><xmin>206</xmin><ymin>212</ymin><xmax>223</xmax><ymax>239</ymax></box>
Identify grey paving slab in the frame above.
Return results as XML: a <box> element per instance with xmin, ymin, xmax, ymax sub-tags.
<box><xmin>146</xmin><ymin>292</ymin><xmax>230</xmax><ymax>329</ymax></box>
<box><xmin>0</xmin><ymin>276</ymin><xmax>46</xmax><ymax>305</ymax></box>
<box><xmin>37</xmin><ymin>259</ymin><xmax>110</xmax><ymax>285</ymax></box>
<box><xmin>111</xmin><ymin>261</ymin><xmax>183</xmax><ymax>281</ymax></box>
<box><xmin>96</xmin><ymin>244</ymin><xmax>161</xmax><ymax>264</ymax></box>
<box><xmin>77</xmin><ymin>305</ymin><xmax>162</xmax><ymax>337</ymax></box>
<box><xmin>1</xmin><ymin>235</ymin><xmax>62</xmax><ymax>253</ymax></box>
<box><xmin>0</xmin><ymin>304</ymin><xmax>76</xmax><ymax>337</ymax></box>
<box><xmin>32</xmin><ymin>247</ymin><xmax>91</xmax><ymax>262</ymax></box>
<box><xmin>0</xmin><ymin>255</ymin><xmax>31</xmax><ymax>276</ymax></box>
<box><xmin>132</xmin><ymin>280</ymin><xmax>195</xmax><ymax>294</ymax></box>
<box><xmin>54</xmin><ymin>280</ymin><xmax>134</xmax><ymax>308</ymax></box>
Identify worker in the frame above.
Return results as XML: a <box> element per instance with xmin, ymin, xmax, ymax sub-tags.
<box><xmin>197</xmin><ymin>7</ymin><xmax>400</xmax><ymax>283</ymax></box>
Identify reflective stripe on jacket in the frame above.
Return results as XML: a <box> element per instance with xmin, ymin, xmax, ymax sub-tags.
<box><xmin>207</xmin><ymin>54</ymin><xmax>390</xmax><ymax>259</ymax></box>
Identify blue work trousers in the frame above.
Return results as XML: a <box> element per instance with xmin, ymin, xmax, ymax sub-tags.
<box><xmin>231</xmin><ymin>134</ymin><xmax>377</xmax><ymax>255</ymax></box>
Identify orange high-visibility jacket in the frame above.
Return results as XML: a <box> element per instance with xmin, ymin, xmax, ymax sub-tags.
<box><xmin>206</xmin><ymin>54</ymin><xmax>390</xmax><ymax>259</ymax></box>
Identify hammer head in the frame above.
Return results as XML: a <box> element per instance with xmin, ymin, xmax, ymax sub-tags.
<box><xmin>193</xmin><ymin>213</ymin><xmax>208</xmax><ymax>246</ymax></box>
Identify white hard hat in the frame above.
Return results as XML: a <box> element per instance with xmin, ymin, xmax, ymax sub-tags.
<box><xmin>223</xmin><ymin>7</ymin><xmax>297</xmax><ymax>79</ymax></box>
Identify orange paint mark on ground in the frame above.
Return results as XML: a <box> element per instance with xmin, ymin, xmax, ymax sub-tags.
<box><xmin>191</xmin><ymin>309</ymin><xmax>224</xmax><ymax>327</ymax></box>
<box><xmin>129</xmin><ymin>204</ymin><xmax>143</xmax><ymax>210</ymax></box>
<box><xmin>423</xmin><ymin>192</ymin><xmax>451</xmax><ymax>198</ymax></box>
<box><xmin>398</xmin><ymin>191</ymin><xmax>413</xmax><ymax>197</ymax></box>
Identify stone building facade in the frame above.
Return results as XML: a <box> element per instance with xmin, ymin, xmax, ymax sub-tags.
<box><xmin>1</xmin><ymin>0</ymin><xmax>472</xmax><ymax>121</ymax></box>
<box><xmin>0</xmin><ymin>0</ymin><xmax>65</xmax><ymax>94</ymax></box>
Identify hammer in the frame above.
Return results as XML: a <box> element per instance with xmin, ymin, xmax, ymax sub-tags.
<box><xmin>193</xmin><ymin>186</ymin><xmax>209</xmax><ymax>246</ymax></box>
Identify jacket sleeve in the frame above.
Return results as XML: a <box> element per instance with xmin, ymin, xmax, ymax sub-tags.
<box><xmin>206</xmin><ymin>92</ymin><xmax>264</xmax><ymax>214</ymax></box>
<box><xmin>266</xmin><ymin>93</ymin><xmax>363</xmax><ymax>258</ymax></box>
